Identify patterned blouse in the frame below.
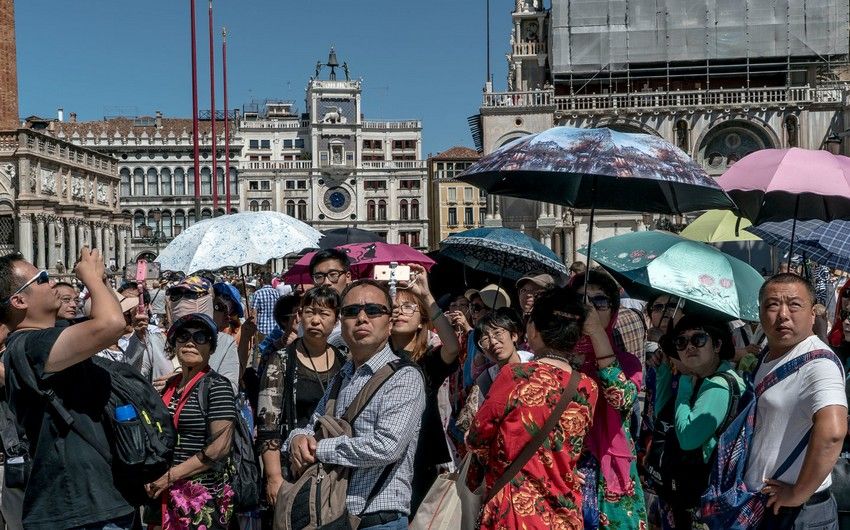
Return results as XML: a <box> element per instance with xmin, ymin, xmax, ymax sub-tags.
<box><xmin>467</xmin><ymin>361</ymin><xmax>598</xmax><ymax>530</ymax></box>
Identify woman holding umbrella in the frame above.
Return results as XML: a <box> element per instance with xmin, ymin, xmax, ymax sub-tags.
<box><xmin>571</xmin><ymin>270</ymin><xmax>647</xmax><ymax>530</ymax></box>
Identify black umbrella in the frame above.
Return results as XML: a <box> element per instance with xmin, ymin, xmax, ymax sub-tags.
<box><xmin>318</xmin><ymin>228</ymin><xmax>385</xmax><ymax>250</ymax></box>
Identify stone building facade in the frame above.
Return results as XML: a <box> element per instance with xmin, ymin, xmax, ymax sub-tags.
<box><xmin>239</xmin><ymin>52</ymin><xmax>429</xmax><ymax>248</ymax></box>
<box><xmin>472</xmin><ymin>0</ymin><xmax>850</xmax><ymax>263</ymax></box>
<box><xmin>427</xmin><ymin>146</ymin><xmax>485</xmax><ymax>249</ymax></box>
<box><xmin>0</xmin><ymin>0</ymin><xmax>129</xmax><ymax>271</ymax></box>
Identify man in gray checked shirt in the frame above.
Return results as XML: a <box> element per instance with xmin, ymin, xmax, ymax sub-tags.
<box><xmin>286</xmin><ymin>279</ymin><xmax>426</xmax><ymax>529</ymax></box>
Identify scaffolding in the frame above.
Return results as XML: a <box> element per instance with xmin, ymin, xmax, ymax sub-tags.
<box><xmin>550</xmin><ymin>0</ymin><xmax>850</xmax><ymax>93</ymax></box>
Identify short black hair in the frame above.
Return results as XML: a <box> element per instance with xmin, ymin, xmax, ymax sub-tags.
<box><xmin>474</xmin><ymin>307</ymin><xmax>524</xmax><ymax>346</ymax></box>
<box><xmin>340</xmin><ymin>279</ymin><xmax>392</xmax><ymax>309</ymax></box>
<box><xmin>53</xmin><ymin>281</ymin><xmax>76</xmax><ymax>291</ymax></box>
<box><xmin>0</xmin><ymin>253</ymin><xmax>26</xmax><ymax>323</ymax></box>
<box><xmin>528</xmin><ymin>287</ymin><xmax>587</xmax><ymax>352</ymax></box>
<box><xmin>273</xmin><ymin>293</ymin><xmax>302</xmax><ymax>329</ymax></box>
<box><xmin>309</xmin><ymin>249</ymin><xmax>351</xmax><ymax>276</ymax></box>
<box><xmin>670</xmin><ymin>314</ymin><xmax>735</xmax><ymax>361</ymax></box>
<box><xmin>758</xmin><ymin>272</ymin><xmax>816</xmax><ymax>307</ymax></box>
<box><xmin>570</xmin><ymin>268</ymin><xmax>621</xmax><ymax>314</ymax></box>
<box><xmin>301</xmin><ymin>285</ymin><xmax>342</xmax><ymax>315</ymax></box>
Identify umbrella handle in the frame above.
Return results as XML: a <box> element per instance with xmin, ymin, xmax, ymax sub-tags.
<box><xmin>787</xmin><ymin>197</ymin><xmax>800</xmax><ymax>269</ymax></box>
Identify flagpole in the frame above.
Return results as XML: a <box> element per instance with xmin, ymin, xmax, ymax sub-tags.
<box><xmin>189</xmin><ymin>0</ymin><xmax>201</xmax><ymax>223</ymax></box>
<box><xmin>222</xmin><ymin>26</ymin><xmax>231</xmax><ymax>214</ymax></box>
<box><xmin>208</xmin><ymin>0</ymin><xmax>218</xmax><ymax>214</ymax></box>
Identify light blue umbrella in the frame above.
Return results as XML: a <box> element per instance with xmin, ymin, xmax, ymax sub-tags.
<box><xmin>439</xmin><ymin>227</ymin><xmax>567</xmax><ymax>281</ymax></box>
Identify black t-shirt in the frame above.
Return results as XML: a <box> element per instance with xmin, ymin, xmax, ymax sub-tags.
<box><xmin>294</xmin><ymin>355</ymin><xmax>340</xmax><ymax>428</ymax></box>
<box><xmin>5</xmin><ymin>327</ymin><xmax>134</xmax><ymax>529</ymax></box>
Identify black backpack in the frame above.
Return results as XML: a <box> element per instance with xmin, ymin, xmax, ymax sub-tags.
<box><xmin>647</xmin><ymin>371</ymin><xmax>742</xmax><ymax>508</ymax></box>
<box><xmin>197</xmin><ymin>373</ymin><xmax>261</xmax><ymax>511</ymax></box>
<box><xmin>6</xmin><ymin>337</ymin><xmax>176</xmax><ymax>505</ymax></box>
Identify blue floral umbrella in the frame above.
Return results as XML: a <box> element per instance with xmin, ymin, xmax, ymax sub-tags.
<box><xmin>439</xmin><ymin>227</ymin><xmax>568</xmax><ymax>281</ymax></box>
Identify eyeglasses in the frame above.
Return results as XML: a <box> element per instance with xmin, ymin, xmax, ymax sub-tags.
<box><xmin>168</xmin><ymin>290</ymin><xmax>206</xmax><ymax>303</ymax></box>
<box><xmin>312</xmin><ymin>269</ymin><xmax>346</xmax><ymax>284</ymax></box>
<box><xmin>2</xmin><ymin>270</ymin><xmax>50</xmax><ymax>304</ymax></box>
<box><xmin>580</xmin><ymin>294</ymin><xmax>611</xmax><ymax>311</ymax></box>
<box><xmin>174</xmin><ymin>329</ymin><xmax>213</xmax><ymax>345</ymax></box>
<box><xmin>397</xmin><ymin>303</ymin><xmax>419</xmax><ymax>316</ymax></box>
<box><xmin>470</xmin><ymin>303</ymin><xmax>486</xmax><ymax>313</ymax></box>
<box><xmin>674</xmin><ymin>332</ymin><xmax>710</xmax><ymax>351</ymax></box>
<box><xmin>477</xmin><ymin>328</ymin><xmax>510</xmax><ymax>349</ymax></box>
<box><xmin>519</xmin><ymin>287</ymin><xmax>542</xmax><ymax>297</ymax></box>
<box><xmin>340</xmin><ymin>303</ymin><xmax>391</xmax><ymax>319</ymax></box>
<box><xmin>650</xmin><ymin>302</ymin><xmax>679</xmax><ymax>313</ymax></box>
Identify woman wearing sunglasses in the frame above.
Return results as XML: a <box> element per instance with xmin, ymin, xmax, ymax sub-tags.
<box><xmin>387</xmin><ymin>263</ymin><xmax>461</xmax><ymax>514</ymax></box>
<box><xmin>653</xmin><ymin>314</ymin><xmax>743</xmax><ymax>529</ymax></box>
<box><xmin>145</xmin><ymin>313</ymin><xmax>237</xmax><ymax>530</ymax></box>
<box><xmin>570</xmin><ymin>270</ymin><xmax>646</xmax><ymax>530</ymax></box>
<box><xmin>256</xmin><ymin>286</ymin><xmax>345</xmax><ymax>508</ymax></box>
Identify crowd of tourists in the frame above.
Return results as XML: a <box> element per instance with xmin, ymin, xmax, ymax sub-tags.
<box><xmin>0</xmin><ymin>245</ymin><xmax>847</xmax><ymax>530</ymax></box>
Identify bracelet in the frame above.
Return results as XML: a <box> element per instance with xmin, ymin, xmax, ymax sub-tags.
<box><xmin>596</xmin><ymin>354</ymin><xmax>616</xmax><ymax>362</ymax></box>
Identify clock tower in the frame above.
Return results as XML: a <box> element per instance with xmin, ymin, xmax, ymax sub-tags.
<box><xmin>507</xmin><ymin>0</ymin><xmax>549</xmax><ymax>92</ymax></box>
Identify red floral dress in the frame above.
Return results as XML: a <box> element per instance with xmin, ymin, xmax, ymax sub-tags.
<box><xmin>467</xmin><ymin>361</ymin><xmax>598</xmax><ymax>530</ymax></box>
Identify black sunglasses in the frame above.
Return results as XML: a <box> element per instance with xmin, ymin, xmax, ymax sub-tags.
<box><xmin>168</xmin><ymin>290</ymin><xmax>206</xmax><ymax>303</ymax></box>
<box><xmin>2</xmin><ymin>270</ymin><xmax>50</xmax><ymax>304</ymax></box>
<box><xmin>674</xmin><ymin>332</ymin><xmax>710</xmax><ymax>351</ymax></box>
<box><xmin>340</xmin><ymin>303</ymin><xmax>391</xmax><ymax>319</ymax></box>
<box><xmin>581</xmin><ymin>294</ymin><xmax>611</xmax><ymax>311</ymax></box>
<box><xmin>470</xmin><ymin>303</ymin><xmax>486</xmax><ymax>313</ymax></box>
<box><xmin>650</xmin><ymin>302</ymin><xmax>679</xmax><ymax>313</ymax></box>
<box><xmin>174</xmin><ymin>329</ymin><xmax>212</xmax><ymax>345</ymax></box>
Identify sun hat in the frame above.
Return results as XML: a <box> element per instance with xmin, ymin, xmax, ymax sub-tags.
<box><xmin>167</xmin><ymin>313</ymin><xmax>219</xmax><ymax>351</ymax></box>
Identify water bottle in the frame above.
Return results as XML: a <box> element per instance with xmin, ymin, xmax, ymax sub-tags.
<box><xmin>115</xmin><ymin>404</ymin><xmax>138</xmax><ymax>422</ymax></box>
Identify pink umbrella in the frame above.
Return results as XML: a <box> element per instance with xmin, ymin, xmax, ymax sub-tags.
<box><xmin>716</xmin><ymin>148</ymin><xmax>850</xmax><ymax>262</ymax></box>
<box><xmin>283</xmin><ymin>242</ymin><xmax>435</xmax><ymax>285</ymax></box>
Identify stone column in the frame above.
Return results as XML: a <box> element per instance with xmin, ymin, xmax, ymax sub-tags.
<box><xmin>77</xmin><ymin>222</ymin><xmax>86</xmax><ymax>251</ymax></box>
<box><xmin>485</xmin><ymin>195</ymin><xmax>494</xmax><ymax>220</ymax></box>
<box><xmin>17</xmin><ymin>213</ymin><xmax>33</xmax><ymax>262</ymax></box>
<box><xmin>47</xmin><ymin>216</ymin><xmax>56</xmax><ymax>271</ymax></box>
<box><xmin>35</xmin><ymin>215</ymin><xmax>46</xmax><ymax>270</ymax></box>
<box><xmin>67</xmin><ymin>219</ymin><xmax>77</xmax><ymax>265</ymax></box>
<box><xmin>125</xmin><ymin>227</ymin><xmax>133</xmax><ymax>265</ymax></box>
<box><xmin>544</xmin><ymin>232</ymin><xmax>552</xmax><ymax>249</ymax></box>
<box><xmin>117</xmin><ymin>227</ymin><xmax>127</xmax><ymax>269</ymax></box>
<box><xmin>94</xmin><ymin>222</ymin><xmax>103</xmax><ymax>253</ymax></box>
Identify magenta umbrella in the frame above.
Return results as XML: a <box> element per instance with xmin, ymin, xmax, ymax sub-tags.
<box><xmin>283</xmin><ymin>242</ymin><xmax>436</xmax><ymax>285</ymax></box>
<box><xmin>716</xmin><ymin>148</ymin><xmax>850</xmax><ymax>262</ymax></box>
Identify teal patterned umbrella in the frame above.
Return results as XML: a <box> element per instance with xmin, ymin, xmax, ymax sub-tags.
<box><xmin>579</xmin><ymin>231</ymin><xmax>764</xmax><ymax>321</ymax></box>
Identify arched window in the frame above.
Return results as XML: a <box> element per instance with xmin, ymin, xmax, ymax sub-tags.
<box><xmin>297</xmin><ymin>200</ymin><xmax>307</xmax><ymax>220</ymax></box>
<box><xmin>201</xmin><ymin>168</ymin><xmax>212</xmax><ymax>195</ymax></box>
<box><xmin>216</xmin><ymin>168</ymin><xmax>226</xmax><ymax>196</ymax></box>
<box><xmin>286</xmin><ymin>200</ymin><xmax>296</xmax><ymax>217</ymax></box>
<box><xmin>174</xmin><ymin>168</ymin><xmax>186</xmax><ymax>195</ymax></box>
<box><xmin>120</xmin><ymin>168</ymin><xmax>131</xmax><ymax>197</ymax></box>
<box><xmin>216</xmin><ymin>208</ymin><xmax>226</xmax><ymax>217</ymax></box>
<box><xmin>133</xmin><ymin>211</ymin><xmax>146</xmax><ymax>237</ymax></box>
<box><xmin>229</xmin><ymin>168</ymin><xmax>238</xmax><ymax>196</ymax></box>
<box><xmin>161</xmin><ymin>210</ymin><xmax>173</xmax><ymax>237</ymax></box>
<box><xmin>250</xmin><ymin>200</ymin><xmax>259</xmax><ymax>212</ymax></box>
<box><xmin>188</xmin><ymin>210</ymin><xmax>196</xmax><ymax>226</ymax></box>
<box><xmin>133</xmin><ymin>168</ymin><xmax>144</xmax><ymax>196</ymax></box>
<box><xmin>174</xmin><ymin>209</ymin><xmax>186</xmax><ymax>235</ymax></box>
<box><xmin>160</xmin><ymin>168</ymin><xmax>172</xmax><ymax>196</ymax></box>
<box><xmin>187</xmin><ymin>168</ymin><xmax>196</xmax><ymax>195</ymax></box>
<box><xmin>147</xmin><ymin>168</ymin><xmax>158</xmax><ymax>195</ymax></box>
<box><xmin>230</xmin><ymin>207</ymin><xmax>239</xmax><ymax>214</ymax></box>
<box><xmin>367</xmin><ymin>200</ymin><xmax>376</xmax><ymax>221</ymax></box>
<box><xmin>260</xmin><ymin>200</ymin><xmax>271</xmax><ymax>211</ymax></box>
<box><xmin>411</xmin><ymin>199</ymin><xmax>420</xmax><ymax>220</ymax></box>
<box><xmin>378</xmin><ymin>200</ymin><xmax>387</xmax><ymax>221</ymax></box>
<box><xmin>201</xmin><ymin>208</ymin><xmax>212</xmax><ymax>220</ymax></box>
<box><xmin>400</xmin><ymin>199</ymin><xmax>409</xmax><ymax>221</ymax></box>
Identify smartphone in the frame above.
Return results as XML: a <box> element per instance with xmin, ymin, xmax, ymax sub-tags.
<box><xmin>373</xmin><ymin>265</ymin><xmax>411</xmax><ymax>282</ymax></box>
<box><xmin>135</xmin><ymin>260</ymin><xmax>147</xmax><ymax>315</ymax></box>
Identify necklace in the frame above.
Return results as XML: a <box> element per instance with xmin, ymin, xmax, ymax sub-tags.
<box><xmin>537</xmin><ymin>350</ymin><xmax>578</xmax><ymax>368</ymax></box>
<box><xmin>300</xmin><ymin>338</ymin><xmax>331</xmax><ymax>395</ymax></box>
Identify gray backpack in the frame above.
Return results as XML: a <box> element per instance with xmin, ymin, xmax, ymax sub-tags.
<box><xmin>274</xmin><ymin>359</ymin><xmax>410</xmax><ymax>530</ymax></box>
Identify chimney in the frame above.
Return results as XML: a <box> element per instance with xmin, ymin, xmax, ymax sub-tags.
<box><xmin>57</xmin><ymin>107</ymin><xmax>64</xmax><ymax>122</ymax></box>
<box><xmin>155</xmin><ymin>110</ymin><xmax>162</xmax><ymax>128</ymax></box>
<box><xmin>0</xmin><ymin>0</ymin><xmax>20</xmax><ymax>131</ymax></box>
<box><xmin>69</xmin><ymin>112</ymin><xmax>77</xmax><ymax>123</ymax></box>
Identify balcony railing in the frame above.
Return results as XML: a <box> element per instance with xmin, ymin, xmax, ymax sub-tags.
<box><xmin>481</xmin><ymin>84</ymin><xmax>849</xmax><ymax>112</ymax></box>
<box><xmin>512</xmin><ymin>41</ymin><xmax>547</xmax><ymax>56</ymax></box>
<box><xmin>244</xmin><ymin>161</ymin><xmax>313</xmax><ymax>170</ymax></box>
<box><xmin>361</xmin><ymin>160</ymin><xmax>426</xmax><ymax>169</ymax></box>
<box><xmin>239</xmin><ymin>119</ymin><xmax>307</xmax><ymax>129</ymax></box>
<box><xmin>362</xmin><ymin>120</ymin><xmax>421</xmax><ymax>129</ymax></box>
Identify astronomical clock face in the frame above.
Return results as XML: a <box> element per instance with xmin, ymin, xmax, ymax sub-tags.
<box><xmin>523</xmin><ymin>21</ymin><xmax>539</xmax><ymax>42</ymax></box>
<box><xmin>323</xmin><ymin>186</ymin><xmax>352</xmax><ymax>214</ymax></box>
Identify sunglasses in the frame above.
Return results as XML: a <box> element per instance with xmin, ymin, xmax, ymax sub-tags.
<box><xmin>168</xmin><ymin>290</ymin><xmax>206</xmax><ymax>303</ymax></box>
<box><xmin>471</xmin><ymin>303</ymin><xmax>486</xmax><ymax>313</ymax></box>
<box><xmin>174</xmin><ymin>329</ymin><xmax>213</xmax><ymax>345</ymax></box>
<box><xmin>674</xmin><ymin>332</ymin><xmax>710</xmax><ymax>351</ymax></box>
<box><xmin>2</xmin><ymin>270</ymin><xmax>50</xmax><ymax>304</ymax></box>
<box><xmin>340</xmin><ymin>303</ymin><xmax>391</xmax><ymax>319</ymax></box>
<box><xmin>580</xmin><ymin>294</ymin><xmax>611</xmax><ymax>311</ymax></box>
<box><xmin>842</xmin><ymin>309</ymin><xmax>850</xmax><ymax>322</ymax></box>
<box><xmin>650</xmin><ymin>302</ymin><xmax>679</xmax><ymax>313</ymax></box>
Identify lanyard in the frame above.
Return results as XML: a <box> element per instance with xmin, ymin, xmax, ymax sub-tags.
<box><xmin>161</xmin><ymin>367</ymin><xmax>210</xmax><ymax>428</ymax></box>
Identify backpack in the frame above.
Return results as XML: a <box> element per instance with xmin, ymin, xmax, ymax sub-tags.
<box><xmin>700</xmin><ymin>349</ymin><xmax>843</xmax><ymax>529</ymax></box>
<box><xmin>196</xmin><ymin>373</ymin><xmax>261</xmax><ymax>512</ymax></box>
<box><xmin>274</xmin><ymin>359</ymin><xmax>415</xmax><ymax>530</ymax></box>
<box><xmin>6</xmin><ymin>337</ymin><xmax>176</xmax><ymax>506</ymax></box>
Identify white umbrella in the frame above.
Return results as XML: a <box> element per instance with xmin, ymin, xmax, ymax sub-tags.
<box><xmin>155</xmin><ymin>211</ymin><xmax>322</xmax><ymax>274</ymax></box>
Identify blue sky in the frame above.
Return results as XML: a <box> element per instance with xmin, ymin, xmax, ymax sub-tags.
<box><xmin>15</xmin><ymin>0</ymin><xmax>514</xmax><ymax>156</ymax></box>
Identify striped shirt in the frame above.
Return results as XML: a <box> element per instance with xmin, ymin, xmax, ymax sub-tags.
<box><xmin>251</xmin><ymin>286</ymin><xmax>281</xmax><ymax>335</ymax></box>
<box><xmin>286</xmin><ymin>344</ymin><xmax>426</xmax><ymax>516</ymax></box>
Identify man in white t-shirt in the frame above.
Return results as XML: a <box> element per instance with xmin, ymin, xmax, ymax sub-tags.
<box><xmin>745</xmin><ymin>273</ymin><xmax>847</xmax><ymax>529</ymax></box>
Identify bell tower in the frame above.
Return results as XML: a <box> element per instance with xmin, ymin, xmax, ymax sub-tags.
<box><xmin>506</xmin><ymin>0</ymin><xmax>549</xmax><ymax>92</ymax></box>
<box><xmin>0</xmin><ymin>0</ymin><xmax>19</xmax><ymax>131</ymax></box>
